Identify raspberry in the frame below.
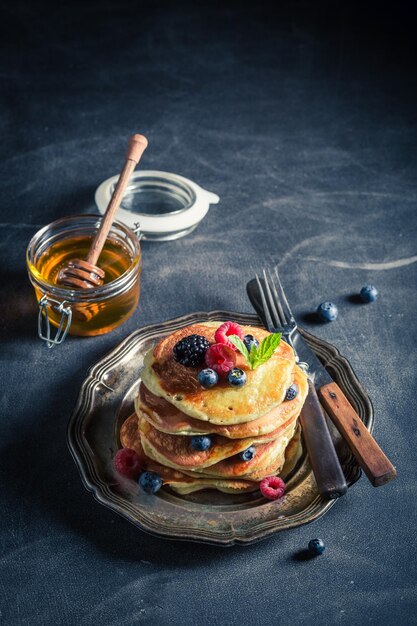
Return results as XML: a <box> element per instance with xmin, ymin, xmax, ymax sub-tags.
<box><xmin>173</xmin><ymin>334</ymin><xmax>210</xmax><ymax>367</ymax></box>
<box><xmin>215</xmin><ymin>322</ymin><xmax>244</xmax><ymax>351</ymax></box>
<box><xmin>114</xmin><ymin>448</ymin><xmax>142</xmax><ymax>479</ymax></box>
<box><xmin>260</xmin><ymin>476</ymin><xmax>286</xmax><ymax>500</ymax></box>
<box><xmin>205</xmin><ymin>343</ymin><xmax>236</xmax><ymax>377</ymax></box>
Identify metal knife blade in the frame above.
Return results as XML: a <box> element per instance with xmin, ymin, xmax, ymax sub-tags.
<box><xmin>247</xmin><ymin>275</ymin><xmax>396</xmax><ymax>491</ymax></box>
<box><xmin>246</xmin><ymin>276</ymin><xmax>348</xmax><ymax>499</ymax></box>
<box><xmin>291</xmin><ymin>333</ymin><xmax>333</xmax><ymax>388</ymax></box>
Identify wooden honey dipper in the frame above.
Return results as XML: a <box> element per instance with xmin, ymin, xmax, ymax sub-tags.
<box><xmin>57</xmin><ymin>134</ymin><xmax>148</xmax><ymax>289</ymax></box>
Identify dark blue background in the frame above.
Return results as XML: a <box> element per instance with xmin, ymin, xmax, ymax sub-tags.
<box><xmin>1</xmin><ymin>2</ymin><xmax>416</xmax><ymax>624</ymax></box>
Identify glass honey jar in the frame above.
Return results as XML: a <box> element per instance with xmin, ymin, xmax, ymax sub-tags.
<box><xmin>26</xmin><ymin>215</ymin><xmax>142</xmax><ymax>346</ymax></box>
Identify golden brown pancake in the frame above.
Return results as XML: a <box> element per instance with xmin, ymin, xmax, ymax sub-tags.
<box><xmin>119</xmin><ymin>321</ymin><xmax>308</xmax><ymax>494</ymax></box>
<box><xmin>120</xmin><ymin>413</ymin><xmax>302</xmax><ymax>494</ymax></box>
<box><xmin>120</xmin><ymin>413</ymin><xmax>259</xmax><ymax>494</ymax></box>
<box><xmin>140</xmin><ymin>413</ymin><xmax>297</xmax><ymax>477</ymax></box>
<box><xmin>137</xmin><ymin>411</ymin><xmax>298</xmax><ymax>470</ymax></box>
<box><xmin>141</xmin><ymin>322</ymin><xmax>298</xmax><ymax>424</ymax></box>
<box><xmin>136</xmin><ymin>365</ymin><xmax>308</xmax><ymax>438</ymax></box>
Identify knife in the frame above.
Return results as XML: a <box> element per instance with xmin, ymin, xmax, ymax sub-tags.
<box><xmin>247</xmin><ymin>279</ymin><xmax>347</xmax><ymax>499</ymax></box>
<box><xmin>247</xmin><ymin>279</ymin><xmax>397</xmax><ymax>488</ymax></box>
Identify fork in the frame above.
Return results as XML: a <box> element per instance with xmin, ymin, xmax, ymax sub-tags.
<box><xmin>253</xmin><ymin>267</ymin><xmax>348</xmax><ymax>500</ymax></box>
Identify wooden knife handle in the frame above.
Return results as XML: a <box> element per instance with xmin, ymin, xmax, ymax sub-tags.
<box><xmin>319</xmin><ymin>382</ymin><xmax>397</xmax><ymax>487</ymax></box>
<box><xmin>299</xmin><ymin>381</ymin><xmax>348</xmax><ymax>500</ymax></box>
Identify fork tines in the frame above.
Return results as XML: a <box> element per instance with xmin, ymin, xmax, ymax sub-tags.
<box><xmin>255</xmin><ymin>267</ymin><xmax>295</xmax><ymax>333</ymax></box>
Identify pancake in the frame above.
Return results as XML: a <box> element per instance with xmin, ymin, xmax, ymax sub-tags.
<box><xmin>138</xmin><ymin>410</ymin><xmax>299</xmax><ymax>470</ymax></box>
<box><xmin>141</xmin><ymin>322</ymin><xmax>297</xmax><ymax>425</ymax></box>
<box><xmin>120</xmin><ymin>413</ymin><xmax>302</xmax><ymax>494</ymax></box>
<box><xmin>119</xmin><ymin>320</ymin><xmax>308</xmax><ymax>495</ymax></box>
<box><xmin>168</xmin><ymin>427</ymin><xmax>302</xmax><ymax>493</ymax></box>
<box><xmin>120</xmin><ymin>413</ymin><xmax>259</xmax><ymax>494</ymax></box>
<box><xmin>140</xmin><ymin>413</ymin><xmax>297</xmax><ymax>477</ymax></box>
<box><xmin>136</xmin><ymin>365</ymin><xmax>308</xmax><ymax>438</ymax></box>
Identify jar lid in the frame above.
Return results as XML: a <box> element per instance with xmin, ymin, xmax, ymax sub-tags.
<box><xmin>95</xmin><ymin>170</ymin><xmax>219</xmax><ymax>241</ymax></box>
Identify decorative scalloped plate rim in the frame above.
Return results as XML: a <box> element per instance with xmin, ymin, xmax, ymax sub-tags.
<box><xmin>67</xmin><ymin>311</ymin><xmax>373</xmax><ymax>546</ymax></box>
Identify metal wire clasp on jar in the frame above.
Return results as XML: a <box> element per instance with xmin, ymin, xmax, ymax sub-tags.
<box><xmin>26</xmin><ymin>215</ymin><xmax>142</xmax><ymax>347</ymax></box>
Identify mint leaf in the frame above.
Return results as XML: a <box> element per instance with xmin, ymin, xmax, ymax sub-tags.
<box><xmin>229</xmin><ymin>332</ymin><xmax>281</xmax><ymax>370</ymax></box>
<box><xmin>248</xmin><ymin>344</ymin><xmax>258</xmax><ymax>369</ymax></box>
<box><xmin>228</xmin><ymin>335</ymin><xmax>250</xmax><ymax>365</ymax></box>
<box><xmin>252</xmin><ymin>333</ymin><xmax>282</xmax><ymax>368</ymax></box>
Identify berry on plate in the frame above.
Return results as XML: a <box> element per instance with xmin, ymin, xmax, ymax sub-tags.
<box><xmin>198</xmin><ymin>368</ymin><xmax>219</xmax><ymax>388</ymax></box>
<box><xmin>360</xmin><ymin>285</ymin><xmax>378</xmax><ymax>303</ymax></box>
<box><xmin>215</xmin><ymin>321</ymin><xmax>244</xmax><ymax>350</ymax></box>
<box><xmin>260</xmin><ymin>476</ymin><xmax>286</xmax><ymax>500</ymax></box>
<box><xmin>191</xmin><ymin>435</ymin><xmax>212</xmax><ymax>451</ymax></box>
<box><xmin>285</xmin><ymin>384</ymin><xmax>298</xmax><ymax>401</ymax></box>
<box><xmin>227</xmin><ymin>367</ymin><xmax>247</xmax><ymax>387</ymax></box>
<box><xmin>173</xmin><ymin>334</ymin><xmax>210</xmax><ymax>367</ymax></box>
<box><xmin>114</xmin><ymin>448</ymin><xmax>142</xmax><ymax>479</ymax></box>
<box><xmin>317</xmin><ymin>302</ymin><xmax>338</xmax><ymax>322</ymax></box>
<box><xmin>139</xmin><ymin>471</ymin><xmax>163</xmax><ymax>494</ymax></box>
<box><xmin>243</xmin><ymin>334</ymin><xmax>259</xmax><ymax>352</ymax></box>
<box><xmin>308</xmin><ymin>538</ymin><xmax>326</xmax><ymax>556</ymax></box>
<box><xmin>205</xmin><ymin>343</ymin><xmax>236</xmax><ymax>377</ymax></box>
<box><xmin>239</xmin><ymin>446</ymin><xmax>255</xmax><ymax>461</ymax></box>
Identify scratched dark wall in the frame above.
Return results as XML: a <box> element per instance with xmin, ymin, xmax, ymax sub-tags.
<box><xmin>1</xmin><ymin>2</ymin><xmax>416</xmax><ymax>625</ymax></box>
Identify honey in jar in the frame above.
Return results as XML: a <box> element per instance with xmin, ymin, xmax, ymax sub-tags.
<box><xmin>26</xmin><ymin>215</ymin><xmax>141</xmax><ymax>342</ymax></box>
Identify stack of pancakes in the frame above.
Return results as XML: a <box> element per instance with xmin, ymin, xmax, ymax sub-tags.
<box><xmin>121</xmin><ymin>322</ymin><xmax>308</xmax><ymax>495</ymax></box>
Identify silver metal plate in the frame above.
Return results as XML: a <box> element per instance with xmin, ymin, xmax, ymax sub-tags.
<box><xmin>67</xmin><ymin>311</ymin><xmax>373</xmax><ymax>546</ymax></box>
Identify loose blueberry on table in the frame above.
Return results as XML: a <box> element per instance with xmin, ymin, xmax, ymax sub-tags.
<box><xmin>360</xmin><ymin>284</ymin><xmax>378</xmax><ymax>303</ymax></box>
<box><xmin>308</xmin><ymin>538</ymin><xmax>326</xmax><ymax>556</ymax></box>
<box><xmin>317</xmin><ymin>301</ymin><xmax>338</xmax><ymax>322</ymax></box>
<box><xmin>191</xmin><ymin>435</ymin><xmax>212</xmax><ymax>451</ymax></box>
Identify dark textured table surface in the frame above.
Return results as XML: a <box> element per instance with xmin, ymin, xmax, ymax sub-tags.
<box><xmin>1</xmin><ymin>2</ymin><xmax>416</xmax><ymax>624</ymax></box>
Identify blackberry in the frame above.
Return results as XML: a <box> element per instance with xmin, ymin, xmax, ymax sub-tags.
<box><xmin>173</xmin><ymin>334</ymin><xmax>210</xmax><ymax>367</ymax></box>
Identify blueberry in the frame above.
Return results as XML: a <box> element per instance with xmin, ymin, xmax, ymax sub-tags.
<box><xmin>227</xmin><ymin>368</ymin><xmax>247</xmax><ymax>387</ymax></box>
<box><xmin>139</xmin><ymin>471</ymin><xmax>163</xmax><ymax>494</ymax></box>
<box><xmin>360</xmin><ymin>285</ymin><xmax>378</xmax><ymax>303</ymax></box>
<box><xmin>308</xmin><ymin>538</ymin><xmax>326</xmax><ymax>556</ymax></box>
<box><xmin>198</xmin><ymin>368</ymin><xmax>218</xmax><ymax>389</ymax></box>
<box><xmin>285</xmin><ymin>384</ymin><xmax>298</xmax><ymax>401</ymax></box>
<box><xmin>243</xmin><ymin>334</ymin><xmax>259</xmax><ymax>352</ymax></box>
<box><xmin>239</xmin><ymin>446</ymin><xmax>256</xmax><ymax>461</ymax></box>
<box><xmin>317</xmin><ymin>302</ymin><xmax>338</xmax><ymax>322</ymax></box>
<box><xmin>191</xmin><ymin>435</ymin><xmax>212</xmax><ymax>451</ymax></box>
